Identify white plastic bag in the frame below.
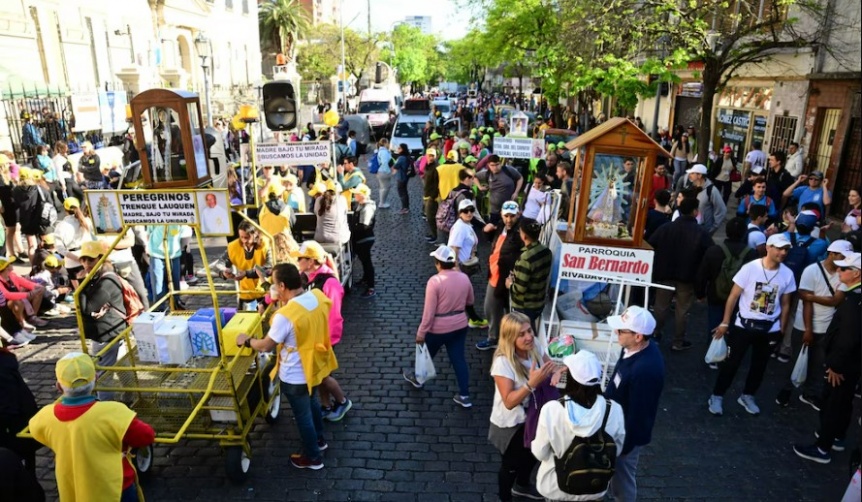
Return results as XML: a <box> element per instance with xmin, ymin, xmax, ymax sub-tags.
<box><xmin>790</xmin><ymin>346</ymin><xmax>809</xmax><ymax>388</ymax></box>
<box><xmin>704</xmin><ymin>337</ymin><xmax>728</xmax><ymax>364</ymax></box>
<box><xmin>415</xmin><ymin>343</ymin><xmax>437</xmax><ymax>384</ymax></box>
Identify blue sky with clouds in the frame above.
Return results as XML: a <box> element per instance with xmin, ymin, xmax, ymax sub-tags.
<box><xmin>341</xmin><ymin>0</ymin><xmax>474</xmax><ymax>40</ymax></box>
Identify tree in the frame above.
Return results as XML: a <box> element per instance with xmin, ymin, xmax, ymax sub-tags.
<box><xmin>258</xmin><ymin>0</ymin><xmax>311</xmax><ymax>61</ymax></box>
<box><xmin>444</xmin><ymin>30</ymin><xmax>498</xmax><ymax>90</ymax></box>
<box><xmin>389</xmin><ymin>24</ymin><xmax>445</xmax><ymax>91</ymax></box>
<box><xmin>296</xmin><ymin>24</ymin><xmax>382</xmax><ymax>84</ymax></box>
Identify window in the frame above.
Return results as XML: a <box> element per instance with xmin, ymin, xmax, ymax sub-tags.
<box><xmin>768</xmin><ymin>115</ymin><xmax>798</xmax><ymax>152</ymax></box>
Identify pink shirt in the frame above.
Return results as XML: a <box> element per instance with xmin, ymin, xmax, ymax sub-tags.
<box><xmin>305</xmin><ymin>264</ymin><xmax>344</xmax><ymax>345</ymax></box>
<box><xmin>0</xmin><ymin>273</ymin><xmax>38</xmax><ymax>301</ymax></box>
<box><xmin>417</xmin><ymin>269</ymin><xmax>474</xmax><ymax>338</ymax></box>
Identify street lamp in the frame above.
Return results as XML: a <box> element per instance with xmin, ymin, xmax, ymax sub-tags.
<box><xmin>194</xmin><ymin>32</ymin><xmax>213</xmax><ymax>127</ymax></box>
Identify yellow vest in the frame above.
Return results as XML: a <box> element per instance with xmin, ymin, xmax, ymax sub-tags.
<box><xmin>340</xmin><ymin>170</ymin><xmax>365</xmax><ymax>207</ymax></box>
<box><xmin>29</xmin><ymin>401</ymin><xmax>136</xmax><ymax>502</ymax></box>
<box><xmin>269</xmin><ymin>289</ymin><xmax>338</xmax><ymax>393</ymax></box>
<box><xmin>437</xmin><ymin>162</ymin><xmax>464</xmax><ymax>200</ymax></box>
<box><xmin>259</xmin><ymin>204</ymin><xmax>291</xmax><ymax>237</ymax></box>
<box><xmin>227</xmin><ymin>239</ymin><xmax>269</xmax><ymax>300</ymax></box>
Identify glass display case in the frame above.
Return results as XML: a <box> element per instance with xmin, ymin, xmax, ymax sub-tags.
<box><xmin>129</xmin><ymin>89</ymin><xmax>211</xmax><ymax>188</ymax></box>
<box><xmin>564</xmin><ymin>118</ymin><xmax>671</xmax><ymax>249</ymax></box>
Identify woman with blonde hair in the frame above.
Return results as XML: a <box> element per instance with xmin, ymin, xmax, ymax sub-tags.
<box><xmin>12</xmin><ymin>169</ymin><xmax>45</xmax><ymax>260</ymax></box>
<box><xmin>53</xmin><ymin>197</ymin><xmax>94</xmax><ymax>289</ymax></box>
<box><xmin>490</xmin><ymin>312</ymin><xmax>556</xmax><ymax>502</ymax></box>
<box><xmin>0</xmin><ymin>155</ymin><xmax>25</xmax><ymax>259</ymax></box>
<box><xmin>272</xmin><ymin>231</ymin><xmax>299</xmax><ymax>265</ymax></box>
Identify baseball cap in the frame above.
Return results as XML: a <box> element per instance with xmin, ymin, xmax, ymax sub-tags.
<box><xmin>809</xmin><ymin>171</ymin><xmax>824</xmax><ymax>179</ymax></box>
<box><xmin>429</xmin><ymin>132</ymin><xmax>441</xmax><ymax>141</ymax></box>
<box><xmin>426</xmin><ymin>148</ymin><xmax>437</xmax><ymax>157</ymax></box>
<box><xmin>266</xmin><ymin>183</ymin><xmax>285</xmax><ymax>198</ymax></box>
<box><xmin>464</xmin><ymin>155</ymin><xmax>478</xmax><ymax>164</ymax></box>
<box><xmin>56</xmin><ymin>352</ymin><xmax>96</xmax><ymax>389</ymax></box>
<box><xmin>686</xmin><ymin>164</ymin><xmax>708</xmax><ymax>175</ymax></box>
<box><xmin>827</xmin><ymin>239</ymin><xmax>854</xmax><ymax>256</ymax></box>
<box><xmin>835</xmin><ymin>252</ymin><xmax>861</xmax><ymax>270</ymax></box>
<box><xmin>795</xmin><ymin>210</ymin><xmax>819</xmax><ymax>230</ymax></box>
<box><xmin>283</xmin><ymin>173</ymin><xmax>298</xmax><ymax>185</ymax></box>
<box><xmin>458</xmin><ymin>199</ymin><xmax>475</xmax><ymax>212</ymax></box>
<box><xmin>562</xmin><ymin>350</ymin><xmax>603</xmax><ymax>386</ymax></box>
<box><xmin>501</xmin><ymin>200</ymin><xmax>519</xmax><ymax>216</ymax></box>
<box><xmin>308</xmin><ymin>181</ymin><xmax>327</xmax><ymax>197</ymax></box>
<box><xmin>722</xmin><ymin>145</ymin><xmax>732</xmax><ymax>153</ymax></box>
<box><xmin>557</xmin><ymin>141</ymin><xmax>566</xmax><ymax>150</ymax></box>
<box><xmin>0</xmin><ymin>256</ymin><xmax>16</xmax><ymax>272</ymax></box>
<box><xmin>606</xmin><ymin>306</ymin><xmax>656</xmax><ymax>336</ymax></box>
<box><xmin>429</xmin><ymin>244</ymin><xmax>456</xmax><ymax>263</ymax></box>
<box><xmin>63</xmin><ymin>197</ymin><xmax>81</xmax><ymax>211</ymax></box>
<box><xmin>351</xmin><ymin>183</ymin><xmax>371</xmax><ymax>198</ymax></box>
<box><xmin>291</xmin><ymin>240</ymin><xmax>326</xmax><ymax>262</ymax></box>
<box><xmin>79</xmin><ymin>241</ymin><xmax>106</xmax><ymax>259</ymax></box>
<box><xmin>42</xmin><ymin>234</ymin><xmax>55</xmax><ymax>245</ymax></box>
<box><xmin>766</xmin><ymin>233</ymin><xmax>792</xmax><ymax>248</ymax></box>
<box><xmin>43</xmin><ymin>255</ymin><xmax>60</xmax><ymax>268</ymax></box>
<box><xmin>446</xmin><ymin>150</ymin><xmax>459</xmax><ymax>161</ymax></box>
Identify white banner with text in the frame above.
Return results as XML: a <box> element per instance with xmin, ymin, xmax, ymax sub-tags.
<box><xmin>255</xmin><ymin>141</ymin><xmax>332</xmax><ymax>166</ymax></box>
<box><xmin>558</xmin><ymin>243</ymin><xmax>654</xmax><ymax>283</ymax></box>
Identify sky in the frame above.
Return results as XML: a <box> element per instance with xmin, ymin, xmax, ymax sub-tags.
<box><xmin>340</xmin><ymin>0</ymin><xmax>475</xmax><ymax>41</ymax></box>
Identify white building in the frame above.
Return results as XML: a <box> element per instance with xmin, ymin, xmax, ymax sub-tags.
<box><xmin>0</xmin><ymin>0</ymin><xmax>261</xmax><ymax>155</ymax></box>
<box><xmin>402</xmin><ymin>15</ymin><xmax>432</xmax><ymax>34</ymax></box>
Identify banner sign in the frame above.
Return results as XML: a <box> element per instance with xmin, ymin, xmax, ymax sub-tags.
<box><xmin>71</xmin><ymin>93</ymin><xmax>102</xmax><ymax>132</ymax></box>
<box><xmin>255</xmin><ymin>141</ymin><xmax>332</xmax><ymax>166</ymax></box>
<box><xmin>559</xmin><ymin>243</ymin><xmax>654</xmax><ymax>283</ymax></box>
<box><xmin>493</xmin><ymin>137</ymin><xmax>535</xmax><ymax>159</ymax></box>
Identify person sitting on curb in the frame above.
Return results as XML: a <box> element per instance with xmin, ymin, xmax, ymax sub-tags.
<box><xmin>0</xmin><ymin>257</ymin><xmax>48</xmax><ymax>328</ymax></box>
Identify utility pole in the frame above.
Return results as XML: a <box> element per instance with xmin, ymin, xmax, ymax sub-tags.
<box><xmin>367</xmin><ymin>0</ymin><xmax>371</xmax><ymax>38</ymax></box>
<box><xmin>340</xmin><ymin>1</ymin><xmax>347</xmax><ymax>114</ymax></box>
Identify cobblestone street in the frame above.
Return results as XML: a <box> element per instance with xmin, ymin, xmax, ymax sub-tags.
<box><xmin>14</xmin><ymin>171</ymin><xmax>857</xmax><ymax>501</ymax></box>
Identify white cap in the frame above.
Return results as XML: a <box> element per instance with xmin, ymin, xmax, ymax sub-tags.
<box><xmin>429</xmin><ymin>244</ymin><xmax>456</xmax><ymax>263</ymax></box>
<box><xmin>501</xmin><ymin>200</ymin><xmax>520</xmax><ymax>215</ymax></box>
<box><xmin>606</xmin><ymin>306</ymin><xmax>656</xmax><ymax>336</ymax></box>
<box><xmin>458</xmin><ymin>199</ymin><xmax>475</xmax><ymax>212</ymax></box>
<box><xmin>835</xmin><ymin>252</ymin><xmax>861</xmax><ymax>270</ymax></box>
<box><xmin>766</xmin><ymin>233</ymin><xmax>792</xmax><ymax>248</ymax></box>
<box><xmin>562</xmin><ymin>350</ymin><xmax>603</xmax><ymax>386</ymax></box>
<box><xmin>827</xmin><ymin>239</ymin><xmax>854</xmax><ymax>256</ymax></box>
<box><xmin>686</xmin><ymin>164</ymin><xmax>708</xmax><ymax>175</ymax></box>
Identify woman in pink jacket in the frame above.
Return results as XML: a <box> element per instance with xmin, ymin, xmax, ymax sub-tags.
<box><xmin>293</xmin><ymin>241</ymin><xmax>352</xmax><ymax>422</ymax></box>
<box><xmin>403</xmin><ymin>245</ymin><xmax>475</xmax><ymax>408</ymax></box>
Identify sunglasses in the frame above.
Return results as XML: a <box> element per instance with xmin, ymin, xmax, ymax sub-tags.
<box><xmin>460</xmin><ymin>208</ymin><xmax>475</xmax><ymax>214</ymax></box>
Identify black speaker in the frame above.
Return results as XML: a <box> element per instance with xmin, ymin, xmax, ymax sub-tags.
<box><xmin>263</xmin><ymin>81</ymin><xmax>297</xmax><ymax>131</ymax></box>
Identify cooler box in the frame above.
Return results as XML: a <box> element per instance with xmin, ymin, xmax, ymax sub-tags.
<box><xmin>155</xmin><ymin>316</ymin><xmax>193</xmax><ymax>365</ymax></box>
<box><xmin>132</xmin><ymin>312</ymin><xmax>166</xmax><ymax>363</ymax></box>
<box><xmin>188</xmin><ymin>308</ymin><xmax>224</xmax><ymax>357</ymax></box>
<box><xmin>222</xmin><ymin>312</ymin><xmax>262</xmax><ymax>356</ymax></box>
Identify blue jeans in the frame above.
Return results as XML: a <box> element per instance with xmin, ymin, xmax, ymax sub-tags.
<box><xmin>425</xmin><ymin>327</ymin><xmax>470</xmax><ymax>397</ymax></box>
<box><xmin>672</xmin><ymin>159</ymin><xmax>687</xmax><ymax>187</ymax></box>
<box><xmin>281</xmin><ymin>382</ymin><xmax>324</xmax><ymax>460</ymax></box>
<box><xmin>610</xmin><ymin>445</ymin><xmax>640</xmax><ymax>502</ymax></box>
<box><xmin>148</xmin><ymin>256</ymin><xmax>181</xmax><ymax>305</ymax></box>
<box><xmin>120</xmin><ymin>483</ymin><xmax>139</xmax><ymax>502</ymax></box>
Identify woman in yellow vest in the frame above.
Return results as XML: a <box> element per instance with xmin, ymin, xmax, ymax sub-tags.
<box><xmin>218</xmin><ymin>220</ymin><xmax>272</xmax><ymax>311</ymax></box>
<box><xmin>259</xmin><ymin>183</ymin><xmax>293</xmax><ymax>238</ymax></box>
<box><xmin>29</xmin><ymin>352</ymin><xmax>155</xmax><ymax>501</ymax></box>
<box><xmin>235</xmin><ymin>263</ymin><xmax>337</xmax><ymax>471</ymax></box>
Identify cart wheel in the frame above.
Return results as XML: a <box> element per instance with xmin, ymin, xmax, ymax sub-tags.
<box><xmin>225</xmin><ymin>446</ymin><xmax>251</xmax><ymax>484</ymax></box>
<box><xmin>264</xmin><ymin>382</ymin><xmax>281</xmax><ymax>424</ymax></box>
<box><xmin>132</xmin><ymin>444</ymin><xmax>154</xmax><ymax>480</ymax></box>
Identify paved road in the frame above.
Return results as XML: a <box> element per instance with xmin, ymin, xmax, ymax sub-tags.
<box><xmin>15</xmin><ymin>167</ymin><xmax>857</xmax><ymax>501</ymax></box>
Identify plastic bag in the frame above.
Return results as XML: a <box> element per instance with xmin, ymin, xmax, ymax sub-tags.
<box><xmin>704</xmin><ymin>337</ymin><xmax>728</xmax><ymax>364</ymax></box>
<box><xmin>414</xmin><ymin>343</ymin><xmax>437</xmax><ymax>384</ymax></box>
<box><xmin>790</xmin><ymin>346</ymin><xmax>809</xmax><ymax>388</ymax></box>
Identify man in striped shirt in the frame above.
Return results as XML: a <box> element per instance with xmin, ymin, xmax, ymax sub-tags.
<box><xmin>506</xmin><ymin>218</ymin><xmax>552</xmax><ymax>332</ymax></box>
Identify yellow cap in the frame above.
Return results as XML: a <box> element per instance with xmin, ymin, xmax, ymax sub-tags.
<box><xmin>283</xmin><ymin>173</ymin><xmax>298</xmax><ymax>186</ymax></box>
<box><xmin>351</xmin><ymin>183</ymin><xmax>371</xmax><ymax>197</ymax></box>
<box><xmin>426</xmin><ymin>148</ymin><xmax>437</xmax><ymax>157</ymax></box>
<box><xmin>42</xmin><ymin>234</ymin><xmax>56</xmax><ymax>245</ymax></box>
<box><xmin>43</xmin><ymin>255</ymin><xmax>60</xmax><ymax>268</ymax></box>
<box><xmin>0</xmin><ymin>256</ymin><xmax>16</xmax><ymax>272</ymax></box>
<box><xmin>79</xmin><ymin>241</ymin><xmax>106</xmax><ymax>259</ymax></box>
<box><xmin>63</xmin><ymin>197</ymin><xmax>81</xmax><ymax>211</ymax></box>
<box><xmin>290</xmin><ymin>240</ymin><xmax>326</xmax><ymax>262</ymax></box>
<box><xmin>266</xmin><ymin>183</ymin><xmax>285</xmax><ymax>198</ymax></box>
<box><xmin>308</xmin><ymin>181</ymin><xmax>327</xmax><ymax>197</ymax></box>
<box><xmin>56</xmin><ymin>352</ymin><xmax>96</xmax><ymax>389</ymax></box>
<box><xmin>446</xmin><ymin>150</ymin><xmax>459</xmax><ymax>162</ymax></box>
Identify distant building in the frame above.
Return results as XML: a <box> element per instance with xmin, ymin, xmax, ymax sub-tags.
<box><xmin>299</xmin><ymin>0</ymin><xmax>340</xmax><ymax>26</ymax></box>
<box><xmin>402</xmin><ymin>15</ymin><xmax>432</xmax><ymax>34</ymax></box>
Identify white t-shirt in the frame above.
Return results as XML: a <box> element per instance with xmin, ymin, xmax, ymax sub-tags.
<box><xmin>523</xmin><ymin>187</ymin><xmax>551</xmax><ymax>223</ymax></box>
<box><xmin>733</xmin><ymin>259</ymin><xmax>797</xmax><ymax>331</ymax></box>
<box><xmin>448</xmin><ymin>219</ymin><xmax>478</xmax><ymax>264</ymax></box>
<box><xmin>744</xmin><ymin>149</ymin><xmax>767</xmax><ymax>171</ymax></box>
<box><xmin>490</xmin><ymin>355</ymin><xmax>534</xmax><ymax>428</ymax></box>
<box><xmin>793</xmin><ymin>262</ymin><xmax>846</xmax><ymax>333</ymax></box>
<box><xmin>747</xmin><ymin>223</ymin><xmax>766</xmax><ymax>250</ymax></box>
<box><xmin>267</xmin><ymin>291</ymin><xmax>322</xmax><ymax>384</ymax></box>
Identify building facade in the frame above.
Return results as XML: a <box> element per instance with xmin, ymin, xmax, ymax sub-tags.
<box><xmin>298</xmin><ymin>0</ymin><xmax>339</xmax><ymax>26</ymax></box>
<box><xmin>0</xmin><ymin>0</ymin><xmax>261</xmax><ymax>157</ymax></box>
<box><xmin>402</xmin><ymin>15</ymin><xmax>432</xmax><ymax>34</ymax></box>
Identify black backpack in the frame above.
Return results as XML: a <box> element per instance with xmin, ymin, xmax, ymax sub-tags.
<box><xmin>784</xmin><ymin>233</ymin><xmax>815</xmax><ymax>284</ymax></box>
<box><xmin>554</xmin><ymin>400</ymin><xmax>616</xmax><ymax>496</ymax></box>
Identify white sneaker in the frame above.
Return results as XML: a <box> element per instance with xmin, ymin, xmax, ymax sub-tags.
<box><xmin>22</xmin><ymin>321</ymin><xmax>37</xmax><ymax>332</ymax></box>
<box><xmin>42</xmin><ymin>308</ymin><xmax>61</xmax><ymax>317</ymax></box>
<box><xmin>708</xmin><ymin>395</ymin><xmax>723</xmax><ymax>416</ymax></box>
<box><xmin>9</xmin><ymin>333</ymin><xmax>31</xmax><ymax>347</ymax></box>
<box><xmin>21</xmin><ymin>331</ymin><xmax>37</xmax><ymax>341</ymax></box>
<box><xmin>56</xmin><ymin>304</ymin><xmax>72</xmax><ymax>315</ymax></box>
<box><xmin>737</xmin><ymin>394</ymin><xmax>761</xmax><ymax>415</ymax></box>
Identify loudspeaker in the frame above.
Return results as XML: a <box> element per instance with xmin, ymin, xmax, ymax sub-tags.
<box><xmin>262</xmin><ymin>81</ymin><xmax>297</xmax><ymax>131</ymax></box>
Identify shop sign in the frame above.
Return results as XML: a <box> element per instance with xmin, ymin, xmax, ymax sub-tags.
<box><xmin>753</xmin><ymin>115</ymin><xmax>768</xmax><ymax>134</ymax></box>
<box><xmin>559</xmin><ymin>243</ymin><xmax>654</xmax><ymax>283</ymax></box>
<box><xmin>717</xmin><ymin>111</ymin><xmax>750</xmax><ymax>128</ymax></box>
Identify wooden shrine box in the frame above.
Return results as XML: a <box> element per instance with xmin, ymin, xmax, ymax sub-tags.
<box><xmin>130</xmin><ymin>89</ymin><xmax>211</xmax><ymax>188</ymax></box>
<box><xmin>563</xmin><ymin>118</ymin><xmax>671</xmax><ymax>249</ymax></box>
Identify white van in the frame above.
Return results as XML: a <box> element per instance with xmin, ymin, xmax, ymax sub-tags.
<box><xmin>358</xmin><ymin>87</ymin><xmax>400</xmax><ymax>137</ymax></box>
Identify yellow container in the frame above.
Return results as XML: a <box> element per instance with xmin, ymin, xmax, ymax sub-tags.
<box><xmin>222</xmin><ymin>312</ymin><xmax>263</xmax><ymax>356</ymax></box>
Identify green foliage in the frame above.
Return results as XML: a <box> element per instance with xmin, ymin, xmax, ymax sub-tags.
<box><xmin>296</xmin><ymin>24</ymin><xmax>382</xmax><ymax>82</ymax></box>
<box><xmin>258</xmin><ymin>0</ymin><xmax>311</xmax><ymax>59</ymax></box>
<box><xmin>388</xmin><ymin>24</ymin><xmax>445</xmax><ymax>88</ymax></box>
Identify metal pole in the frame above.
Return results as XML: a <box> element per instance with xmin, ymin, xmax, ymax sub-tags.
<box><xmin>203</xmin><ymin>59</ymin><xmax>213</xmax><ymax>127</ymax></box>
<box><xmin>340</xmin><ymin>1</ymin><xmax>347</xmax><ymax>115</ymax></box>
<box><xmin>651</xmin><ymin>77</ymin><xmax>661</xmax><ymax>139</ymax></box>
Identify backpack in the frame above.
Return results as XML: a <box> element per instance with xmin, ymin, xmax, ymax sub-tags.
<box><xmin>309</xmin><ymin>272</ymin><xmax>336</xmax><ymax>292</ymax></box>
<box><xmin>405</xmin><ymin>160</ymin><xmax>417</xmax><ymax>178</ymax></box>
<box><xmin>784</xmin><ymin>233</ymin><xmax>815</xmax><ymax>283</ymax></box>
<box><xmin>742</xmin><ymin>195</ymin><xmax>772</xmax><ymax>214</ymax></box>
<box><xmin>368</xmin><ymin>152</ymin><xmax>380</xmax><ymax>174</ymax></box>
<box><xmin>37</xmin><ymin>187</ymin><xmax>58</xmax><ymax>229</ymax></box>
<box><xmin>435</xmin><ymin>187</ymin><xmax>470</xmax><ymax>233</ymax></box>
<box><xmin>554</xmin><ymin>400</ymin><xmax>616</xmax><ymax>496</ymax></box>
<box><xmin>714</xmin><ymin>243</ymin><xmax>751</xmax><ymax>301</ymax></box>
<box><xmin>102</xmin><ymin>272</ymin><xmax>144</xmax><ymax>324</ymax></box>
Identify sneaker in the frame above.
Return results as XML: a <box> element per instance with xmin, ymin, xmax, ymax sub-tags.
<box><xmin>799</xmin><ymin>394</ymin><xmax>821</xmax><ymax>412</ymax></box>
<box><xmin>776</xmin><ymin>353</ymin><xmax>791</xmax><ymax>363</ymax></box>
<box><xmin>424</xmin><ymin>235</ymin><xmax>436</xmax><ymax>243</ymax></box>
<box><xmin>814</xmin><ymin>431</ymin><xmax>846</xmax><ymax>451</ymax></box>
<box><xmin>468</xmin><ymin>318</ymin><xmax>489</xmax><ymax>329</ymax></box>
<box><xmin>22</xmin><ymin>321</ymin><xmax>37</xmax><ymax>332</ymax></box>
<box><xmin>289</xmin><ymin>454</ymin><xmax>324</xmax><ymax>470</ymax></box>
<box><xmin>42</xmin><ymin>308</ymin><xmax>61</xmax><ymax>317</ymax></box>
<box><xmin>793</xmin><ymin>444</ymin><xmax>831</xmax><ymax>464</ymax></box>
<box><xmin>184</xmin><ymin>275</ymin><xmax>198</xmax><ymax>285</ymax></box>
<box><xmin>317</xmin><ymin>439</ymin><xmax>329</xmax><ymax>452</ymax></box>
<box><xmin>737</xmin><ymin>394</ymin><xmax>761</xmax><ymax>415</ymax></box>
<box><xmin>671</xmin><ymin>340</ymin><xmax>693</xmax><ymax>351</ymax></box>
<box><xmin>453</xmin><ymin>395</ymin><xmax>472</xmax><ymax>408</ymax></box>
<box><xmin>360</xmin><ymin>288</ymin><xmax>376</xmax><ymax>299</ymax></box>
<box><xmin>475</xmin><ymin>339</ymin><xmax>498</xmax><ymax>351</ymax></box>
<box><xmin>325</xmin><ymin>399</ymin><xmax>353</xmax><ymax>422</ymax></box>
<box><xmin>8</xmin><ymin>333</ymin><xmax>31</xmax><ymax>348</ymax></box>
<box><xmin>20</xmin><ymin>331</ymin><xmax>36</xmax><ymax>342</ymax></box>
<box><xmin>399</xmin><ymin>208</ymin><xmax>409</xmax><ymax>214</ymax></box>
<box><xmin>26</xmin><ymin>316</ymin><xmax>48</xmax><ymax>327</ymax></box>
<box><xmin>16</xmin><ymin>253</ymin><xmax>29</xmax><ymax>261</ymax></box>
<box><xmin>511</xmin><ymin>483</ymin><xmax>543</xmax><ymax>500</ymax></box>
<box><xmin>380</xmin><ymin>203</ymin><xmax>391</xmax><ymax>209</ymax></box>
<box><xmin>55</xmin><ymin>304</ymin><xmax>72</xmax><ymax>315</ymax></box>
<box><xmin>320</xmin><ymin>406</ymin><xmax>332</xmax><ymax>419</ymax></box>
<box><xmin>708</xmin><ymin>395</ymin><xmax>723</xmax><ymax>416</ymax></box>
<box><xmin>403</xmin><ymin>371</ymin><xmax>424</xmax><ymax>389</ymax></box>
<box><xmin>775</xmin><ymin>388</ymin><xmax>791</xmax><ymax>407</ymax></box>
